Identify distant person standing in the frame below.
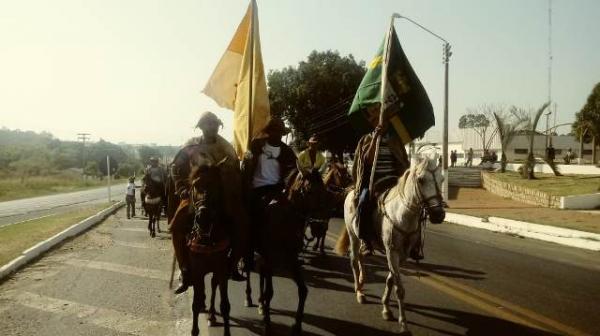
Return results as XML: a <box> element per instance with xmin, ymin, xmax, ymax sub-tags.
<box><xmin>465</xmin><ymin>148</ymin><xmax>474</xmax><ymax>167</ymax></box>
<box><xmin>450</xmin><ymin>150</ymin><xmax>457</xmax><ymax>167</ymax></box>
<box><xmin>546</xmin><ymin>145</ymin><xmax>556</xmax><ymax>162</ymax></box>
<box><xmin>491</xmin><ymin>151</ymin><xmax>498</xmax><ymax>163</ymax></box>
<box><xmin>125</xmin><ymin>177</ymin><xmax>139</xmax><ymax>219</ymax></box>
<box><xmin>564</xmin><ymin>148</ymin><xmax>574</xmax><ymax>164</ymax></box>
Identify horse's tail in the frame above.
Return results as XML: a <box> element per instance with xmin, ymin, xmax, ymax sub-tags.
<box><xmin>335</xmin><ymin>226</ymin><xmax>350</xmax><ymax>256</ymax></box>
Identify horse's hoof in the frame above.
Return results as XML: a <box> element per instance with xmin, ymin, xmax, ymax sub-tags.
<box><xmin>291</xmin><ymin>323</ymin><xmax>302</xmax><ymax>336</ymax></box>
<box><xmin>244</xmin><ymin>298</ymin><xmax>253</xmax><ymax>307</ymax></box>
<box><xmin>356</xmin><ymin>292</ymin><xmax>366</xmax><ymax>304</ymax></box>
<box><xmin>257</xmin><ymin>304</ymin><xmax>264</xmax><ymax>316</ymax></box>
<box><xmin>207</xmin><ymin>314</ymin><xmax>216</xmax><ymax>327</ymax></box>
<box><xmin>382</xmin><ymin>310</ymin><xmax>394</xmax><ymax>321</ymax></box>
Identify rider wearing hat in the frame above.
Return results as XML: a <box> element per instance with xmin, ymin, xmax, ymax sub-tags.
<box><xmin>297</xmin><ymin>134</ymin><xmax>326</xmax><ymax>177</ymax></box>
<box><xmin>169</xmin><ymin>111</ymin><xmax>248</xmax><ymax>294</ymax></box>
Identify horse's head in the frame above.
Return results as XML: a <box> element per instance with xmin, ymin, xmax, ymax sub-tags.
<box><xmin>188</xmin><ymin>152</ymin><xmax>228</xmax><ymax>241</ymax></box>
<box><xmin>413</xmin><ymin>156</ymin><xmax>445</xmax><ymax>224</ymax></box>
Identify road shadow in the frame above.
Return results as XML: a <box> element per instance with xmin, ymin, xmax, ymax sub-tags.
<box><xmin>405</xmin><ymin>262</ymin><xmax>486</xmax><ymax>281</ymax></box>
<box><xmin>406</xmin><ymin>303</ymin><xmax>562</xmax><ymax>336</ymax></box>
<box><xmin>230</xmin><ymin>308</ymin><xmax>400</xmax><ymax>336</ymax></box>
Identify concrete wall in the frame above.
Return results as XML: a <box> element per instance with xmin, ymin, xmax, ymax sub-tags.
<box><xmin>560</xmin><ymin>193</ymin><xmax>600</xmax><ymax>210</ymax></box>
<box><xmin>481</xmin><ymin>172</ymin><xmax>561</xmax><ymax>208</ymax></box>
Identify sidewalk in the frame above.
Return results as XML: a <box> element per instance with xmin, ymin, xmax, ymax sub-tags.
<box><xmin>445</xmin><ymin>187</ymin><xmax>600</xmax><ymax>251</ymax></box>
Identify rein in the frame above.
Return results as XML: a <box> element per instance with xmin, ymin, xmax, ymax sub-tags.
<box><xmin>378</xmin><ymin>166</ymin><xmax>444</xmax><ymax>235</ymax></box>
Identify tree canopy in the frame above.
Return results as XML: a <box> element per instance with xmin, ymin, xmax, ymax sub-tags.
<box><xmin>268</xmin><ymin>50</ymin><xmax>366</xmax><ymax>154</ymax></box>
<box><xmin>573</xmin><ymin>82</ymin><xmax>600</xmax><ymax>143</ymax></box>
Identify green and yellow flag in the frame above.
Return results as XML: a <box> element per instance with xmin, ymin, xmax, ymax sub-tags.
<box><xmin>348</xmin><ymin>25</ymin><xmax>434</xmax><ymax>144</ymax></box>
<box><xmin>202</xmin><ymin>0</ymin><xmax>270</xmax><ymax>159</ymax></box>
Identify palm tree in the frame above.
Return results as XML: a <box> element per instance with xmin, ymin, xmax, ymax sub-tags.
<box><xmin>493</xmin><ymin>108</ymin><xmax>527</xmax><ymax>173</ymax></box>
<box><xmin>521</xmin><ymin>102</ymin><xmax>550</xmax><ymax>179</ymax></box>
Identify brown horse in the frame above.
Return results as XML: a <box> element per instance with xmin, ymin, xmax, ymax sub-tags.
<box><xmin>302</xmin><ymin>161</ymin><xmax>352</xmax><ymax>254</ymax></box>
<box><xmin>186</xmin><ymin>153</ymin><xmax>233</xmax><ymax>336</ymax></box>
<box><xmin>142</xmin><ymin>175</ymin><xmax>163</xmax><ymax>238</ymax></box>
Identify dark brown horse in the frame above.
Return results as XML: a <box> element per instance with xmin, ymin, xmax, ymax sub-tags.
<box><xmin>186</xmin><ymin>153</ymin><xmax>233</xmax><ymax>336</ymax></box>
<box><xmin>242</xmin><ymin>169</ymin><xmax>330</xmax><ymax>336</ymax></box>
<box><xmin>142</xmin><ymin>175</ymin><xmax>163</xmax><ymax>238</ymax></box>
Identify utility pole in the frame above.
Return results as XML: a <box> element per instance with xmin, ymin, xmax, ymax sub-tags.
<box><xmin>77</xmin><ymin>133</ymin><xmax>90</xmax><ymax>177</ymax></box>
<box><xmin>107</xmin><ymin>155</ymin><xmax>112</xmax><ymax>202</ymax></box>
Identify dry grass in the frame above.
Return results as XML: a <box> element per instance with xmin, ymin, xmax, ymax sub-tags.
<box><xmin>0</xmin><ymin>174</ymin><xmax>125</xmax><ymax>202</ymax></box>
<box><xmin>0</xmin><ymin>203</ymin><xmax>110</xmax><ymax>265</ymax></box>
<box><xmin>447</xmin><ymin>187</ymin><xmax>600</xmax><ymax>234</ymax></box>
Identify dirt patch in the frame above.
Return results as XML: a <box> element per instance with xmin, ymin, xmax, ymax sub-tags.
<box><xmin>447</xmin><ymin>187</ymin><xmax>600</xmax><ymax>234</ymax></box>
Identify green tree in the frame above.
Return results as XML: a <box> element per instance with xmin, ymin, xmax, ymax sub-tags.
<box><xmin>137</xmin><ymin>145</ymin><xmax>163</xmax><ymax>166</ymax></box>
<box><xmin>268</xmin><ymin>50</ymin><xmax>366</xmax><ymax>155</ymax></box>
<box><xmin>573</xmin><ymin>82</ymin><xmax>600</xmax><ymax>164</ymax></box>
<box><xmin>84</xmin><ymin>161</ymin><xmax>99</xmax><ymax>178</ymax></box>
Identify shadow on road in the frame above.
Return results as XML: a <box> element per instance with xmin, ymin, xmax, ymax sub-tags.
<box><xmin>406</xmin><ymin>303</ymin><xmax>562</xmax><ymax>336</ymax></box>
<box><xmin>230</xmin><ymin>308</ymin><xmax>401</xmax><ymax>336</ymax></box>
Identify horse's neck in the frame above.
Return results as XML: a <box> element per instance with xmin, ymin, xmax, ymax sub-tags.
<box><xmin>384</xmin><ymin>173</ymin><xmax>420</xmax><ymax>226</ymax></box>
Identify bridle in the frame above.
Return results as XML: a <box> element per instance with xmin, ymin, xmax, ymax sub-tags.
<box><xmin>416</xmin><ymin>167</ymin><xmax>445</xmax><ymax>211</ymax></box>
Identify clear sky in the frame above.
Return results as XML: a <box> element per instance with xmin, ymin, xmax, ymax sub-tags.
<box><xmin>1</xmin><ymin>0</ymin><xmax>599</xmax><ymax>145</ymax></box>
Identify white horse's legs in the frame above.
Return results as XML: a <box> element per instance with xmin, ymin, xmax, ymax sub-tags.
<box><xmin>381</xmin><ymin>271</ymin><xmax>395</xmax><ymax>321</ymax></box>
<box><xmin>385</xmin><ymin>249</ymin><xmax>409</xmax><ymax>333</ymax></box>
<box><xmin>348</xmin><ymin>227</ymin><xmax>366</xmax><ymax>304</ymax></box>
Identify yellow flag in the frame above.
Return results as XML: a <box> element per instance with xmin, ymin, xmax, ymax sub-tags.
<box><xmin>202</xmin><ymin>0</ymin><xmax>270</xmax><ymax>158</ymax></box>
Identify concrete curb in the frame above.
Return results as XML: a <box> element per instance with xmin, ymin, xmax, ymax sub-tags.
<box><xmin>445</xmin><ymin>212</ymin><xmax>600</xmax><ymax>251</ymax></box>
<box><xmin>0</xmin><ymin>201</ymin><xmax>124</xmax><ymax>281</ymax></box>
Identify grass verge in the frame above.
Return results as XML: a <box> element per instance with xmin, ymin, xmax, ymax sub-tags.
<box><xmin>0</xmin><ymin>175</ymin><xmax>125</xmax><ymax>202</ymax></box>
<box><xmin>0</xmin><ymin>203</ymin><xmax>111</xmax><ymax>265</ymax></box>
<box><xmin>488</xmin><ymin>171</ymin><xmax>600</xmax><ymax>196</ymax></box>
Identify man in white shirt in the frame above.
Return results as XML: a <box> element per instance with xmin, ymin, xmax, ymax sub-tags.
<box><xmin>125</xmin><ymin>177</ymin><xmax>139</xmax><ymax>219</ymax></box>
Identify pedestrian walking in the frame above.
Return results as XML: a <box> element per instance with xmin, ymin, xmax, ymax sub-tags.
<box><xmin>450</xmin><ymin>150</ymin><xmax>457</xmax><ymax>167</ymax></box>
<box><xmin>465</xmin><ymin>148</ymin><xmax>474</xmax><ymax>167</ymax></box>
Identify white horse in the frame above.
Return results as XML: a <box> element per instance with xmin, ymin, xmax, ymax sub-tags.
<box><xmin>335</xmin><ymin>156</ymin><xmax>445</xmax><ymax>335</ymax></box>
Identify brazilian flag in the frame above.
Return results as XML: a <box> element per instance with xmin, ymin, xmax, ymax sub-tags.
<box><xmin>348</xmin><ymin>25</ymin><xmax>435</xmax><ymax>144</ymax></box>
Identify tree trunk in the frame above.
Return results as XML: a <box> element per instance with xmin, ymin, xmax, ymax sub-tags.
<box><xmin>500</xmin><ymin>152</ymin><xmax>507</xmax><ymax>173</ymax></box>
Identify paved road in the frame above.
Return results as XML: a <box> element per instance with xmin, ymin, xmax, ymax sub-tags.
<box><xmin>0</xmin><ymin>210</ymin><xmax>598</xmax><ymax>335</ymax></box>
<box><xmin>0</xmin><ymin>183</ymin><xmax>127</xmax><ymax>228</ymax></box>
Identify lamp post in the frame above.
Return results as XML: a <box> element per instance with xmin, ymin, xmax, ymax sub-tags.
<box><xmin>394</xmin><ymin>13</ymin><xmax>451</xmax><ymax>200</ymax></box>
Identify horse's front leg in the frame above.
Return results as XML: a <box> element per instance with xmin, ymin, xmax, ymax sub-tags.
<box><xmin>207</xmin><ymin>274</ymin><xmax>218</xmax><ymax>326</ymax></box>
<box><xmin>156</xmin><ymin>212</ymin><xmax>161</xmax><ymax>233</ymax></box>
<box><xmin>290</xmin><ymin>259</ymin><xmax>307</xmax><ymax>336</ymax></box>
<box><xmin>191</xmin><ymin>285</ymin><xmax>201</xmax><ymax>336</ymax></box>
<box><xmin>262</xmin><ymin>271</ymin><xmax>273</xmax><ymax>336</ymax></box>
<box><xmin>244</xmin><ymin>253</ymin><xmax>253</xmax><ymax>307</ymax></box>
<box><xmin>348</xmin><ymin>229</ymin><xmax>365</xmax><ymax>304</ymax></box>
<box><xmin>218</xmin><ymin>272</ymin><xmax>231</xmax><ymax>336</ymax></box>
<box><xmin>381</xmin><ymin>271</ymin><xmax>395</xmax><ymax>321</ymax></box>
<box><xmin>386</xmin><ymin>249</ymin><xmax>410</xmax><ymax>334</ymax></box>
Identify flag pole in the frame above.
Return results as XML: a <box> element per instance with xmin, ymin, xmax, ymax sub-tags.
<box><xmin>247</xmin><ymin>0</ymin><xmax>255</xmax><ymax>150</ymax></box>
<box><xmin>368</xmin><ymin>14</ymin><xmax>398</xmax><ymax>194</ymax></box>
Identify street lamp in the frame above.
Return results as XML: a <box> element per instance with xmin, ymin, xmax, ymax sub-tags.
<box><xmin>393</xmin><ymin>13</ymin><xmax>452</xmax><ymax>200</ymax></box>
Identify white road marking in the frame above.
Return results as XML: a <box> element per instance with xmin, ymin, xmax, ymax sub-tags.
<box><xmin>63</xmin><ymin>259</ymin><xmax>170</xmax><ymax>281</ymax></box>
<box><xmin>6</xmin><ymin>291</ymin><xmax>167</xmax><ymax>335</ymax></box>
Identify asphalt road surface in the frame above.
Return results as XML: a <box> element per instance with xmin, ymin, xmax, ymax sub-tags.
<box><xmin>0</xmin><ymin>183</ymin><xmax>127</xmax><ymax>228</ymax></box>
<box><xmin>0</xmin><ymin>209</ymin><xmax>598</xmax><ymax>336</ymax></box>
